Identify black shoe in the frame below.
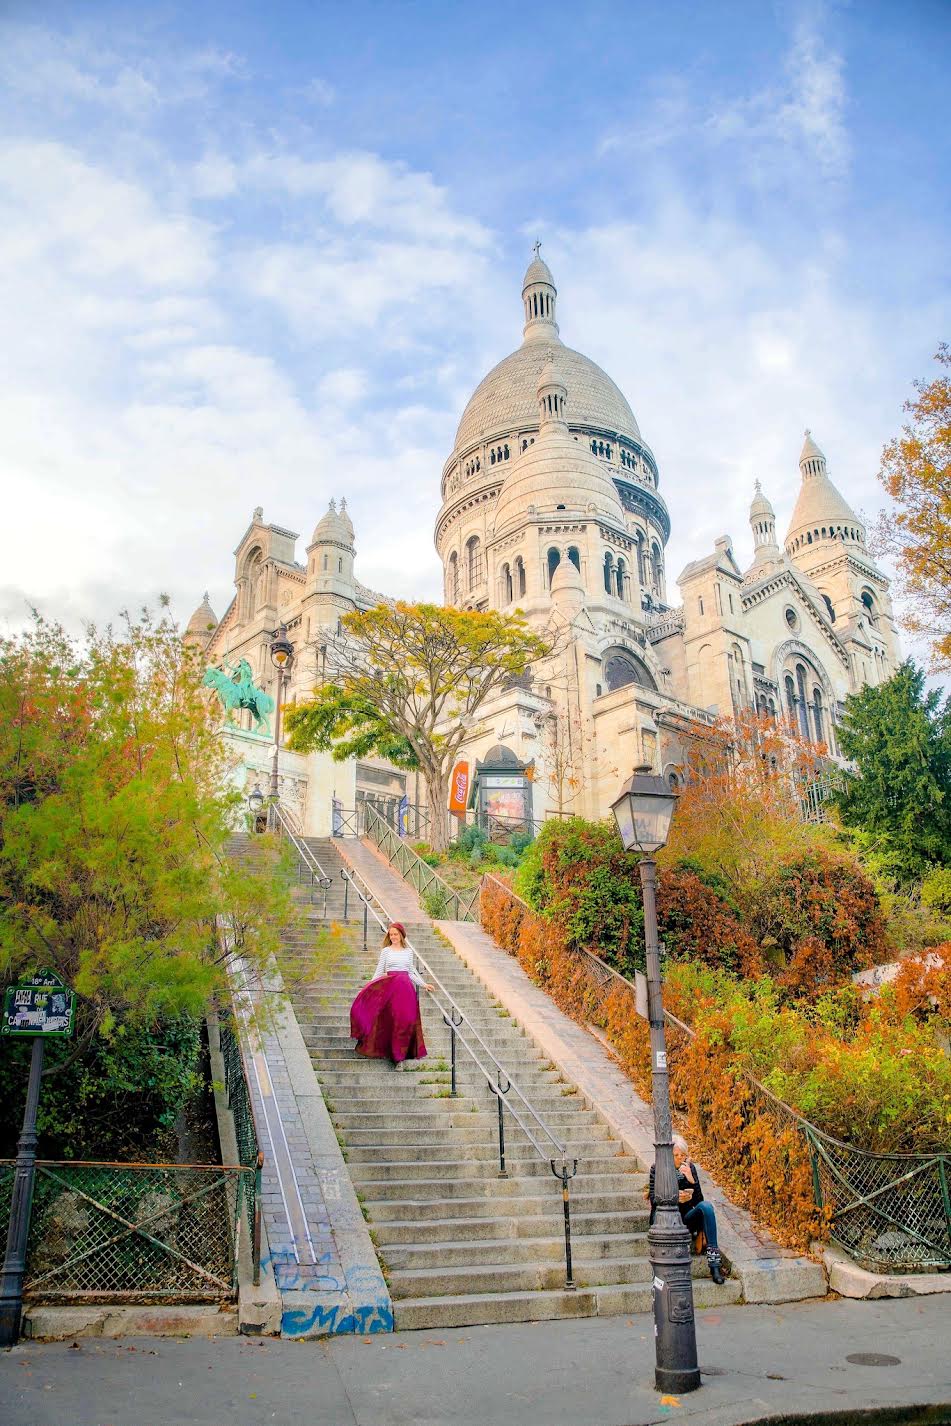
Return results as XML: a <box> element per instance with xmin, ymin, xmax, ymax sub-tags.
<box><xmin>707</xmin><ymin>1249</ymin><xmax>726</xmax><ymax>1285</ymax></box>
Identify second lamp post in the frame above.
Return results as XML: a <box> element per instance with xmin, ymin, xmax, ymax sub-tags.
<box><xmin>268</xmin><ymin>625</ymin><xmax>295</xmax><ymax>830</ymax></box>
<box><xmin>611</xmin><ymin>766</ymin><xmax>701</xmax><ymax>1396</ymax></box>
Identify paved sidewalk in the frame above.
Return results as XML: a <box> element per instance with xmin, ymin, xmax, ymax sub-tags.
<box><xmin>3</xmin><ymin>1296</ymin><xmax>949</xmax><ymax>1425</ymax></box>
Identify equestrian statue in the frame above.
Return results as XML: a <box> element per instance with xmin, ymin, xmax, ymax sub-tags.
<box><xmin>203</xmin><ymin>658</ymin><xmax>275</xmax><ymax>738</ymax></box>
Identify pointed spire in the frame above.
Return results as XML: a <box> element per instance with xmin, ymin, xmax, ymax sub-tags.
<box><xmin>522</xmin><ymin>245</ymin><xmax>559</xmax><ymax>343</ymax></box>
<box><xmin>799</xmin><ymin>429</ymin><xmax>827</xmax><ymax>479</ymax></box>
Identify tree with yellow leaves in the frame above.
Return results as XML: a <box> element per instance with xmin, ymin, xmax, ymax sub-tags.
<box><xmin>286</xmin><ymin>602</ymin><xmax>550</xmax><ymax>851</ymax></box>
<box><xmin>876</xmin><ymin>344</ymin><xmax>951</xmax><ymax>671</ymax></box>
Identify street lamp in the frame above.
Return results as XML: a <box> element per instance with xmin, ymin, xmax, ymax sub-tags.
<box><xmin>268</xmin><ymin>625</ymin><xmax>295</xmax><ymax>830</ymax></box>
<box><xmin>247</xmin><ymin>786</ymin><xmax>265</xmax><ymax>829</ymax></box>
<box><xmin>611</xmin><ymin>766</ymin><xmax>700</xmax><ymax>1396</ymax></box>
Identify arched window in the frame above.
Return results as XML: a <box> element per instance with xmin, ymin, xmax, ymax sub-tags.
<box><xmin>448</xmin><ymin>552</ymin><xmax>459</xmax><ymax>603</ymax></box>
<box><xmin>603</xmin><ymin>552</ymin><xmax>614</xmax><ymax>594</ymax></box>
<box><xmin>651</xmin><ymin>541</ymin><xmax>663</xmax><ymax>594</ymax></box>
<box><xmin>338</xmin><ymin>557</ymin><xmax>343</xmax><ymax>573</ymax></box>
<box><xmin>515</xmin><ymin>556</ymin><xmax>526</xmax><ymax>597</ymax></box>
<box><xmin>501</xmin><ymin>563</ymin><xmax>513</xmax><ymax>603</ymax></box>
<box><xmin>615</xmin><ymin>557</ymin><xmax>626</xmax><ymax>600</ymax></box>
<box><xmin>322</xmin><ymin>553</ymin><xmax>329</xmax><ymax>571</ymax></box>
<box><xmin>795</xmin><ymin>664</ymin><xmax>810</xmax><ymax>738</ymax></box>
<box><xmin>822</xmin><ymin>594</ymin><xmax>835</xmax><ymax>622</ymax></box>
<box><xmin>636</xmin><ymin>533</ymin><xmax>647</xmax><ymax>586</ymax></box>
<box><xmin>568</xmin><ymin>546</ymin><xmax>580</xmax><ymax>571</ymax></box>
<box><xmin>467</xmin><ymin>536</ymin><xmax>483</xmax><ymax>590</ymax></box>
<box><xmin>603</xmin><ymin>648</ymin><xmax>657</xmax><ymax>692</ymax></box>
<box><xmin>861</xmin><ymin>590</ymin><xmax>875</xmax><ymax>617</ymax></box>
<box><xmin>813</xmin><ymin>687</ymin><xmax>824</xmax><ymax>743</ymax></box>
<box><xmin>547</xmin><ymin>547</ymin><xmax>561</xmax><ymax>585</ymax></box>
<box><xmin>784</xmin><ymin>674</ymin><xmax>796</xmax><ymax>725</ymax></box>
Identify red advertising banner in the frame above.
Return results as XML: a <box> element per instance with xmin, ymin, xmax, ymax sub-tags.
<box><xmin>448</xmin><ymin>760</ymin><xmax>470</xmax><ymax>814</ymax></box>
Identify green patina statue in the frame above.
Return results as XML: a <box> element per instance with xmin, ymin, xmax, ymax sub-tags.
<box><xmin>203</xmin><ymin>658</ymin><xmax>275</xmax><ymax>737</ymax></box>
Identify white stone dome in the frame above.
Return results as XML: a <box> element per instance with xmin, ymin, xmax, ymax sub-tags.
<box><xmin>185</xmin><ymin>592</ymin><xmax>217</xmax><ymax>638</ymax></box>
<box><xmin>455</xmin><ymin>340</ymin><xmax>641</xmax><ymax>451</ymax></box>
<box><xmin>311</xmin><ymin>497</ymin><xmax>354</xmax><ymax>546</ymax></box>
<box><xmin>493</xmin><ymin>361</ymin><xmax>626</xmax><ymax>535</ymax></box>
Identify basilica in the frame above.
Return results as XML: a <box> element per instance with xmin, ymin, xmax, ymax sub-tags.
<box><xmin>188</xmin><ymin>251</ymin><xmax>900</xmax><ymax>835</ymax></box>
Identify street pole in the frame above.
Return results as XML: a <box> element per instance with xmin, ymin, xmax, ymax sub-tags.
<box><xmin>269</xmin><ymin>668</ymin><xmax>286</xmax><ymax>831</ymax></box>
<box><xmin>639</xmin><ymin>854</ymin><xmax>701</xmax><ymax>1395</ymax></box>
<box><xmin>0</xmin><ymin>1036</ymin><xmax>45</xmax><ymax>1347</ymax></box>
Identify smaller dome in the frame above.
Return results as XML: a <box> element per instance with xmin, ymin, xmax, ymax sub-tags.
<box><xmin>480</xmin><ymin>744</ymin><xmax>522</xmax><ymax>769</ymax></box>
<box><xmin>522</xmin><ymin>255</ymin><xmax>556</xmax><ymax>292</ymax></box>
<box><xmin>185</xmin><ymin>593</ymin><xmax>217</xmax><ymax>643</ymax></box>
<box><xmin>550</xmin><ymin>556</ymin><xmax>586</xmax><ymax>614</ymax></box>
<box><xmin>493</xmin><ymin>360</ymin><xmax>625</xmax><ymax>536</ymax></box>
<box><xmin>311</xmin><ymin>497</ymin><xmax>354</xmax><ymax>546</ymax></box>
<box><xmin>749</xmin><ymin>480</ymin><xmax>775</xmax><ymax>520</ymax></box>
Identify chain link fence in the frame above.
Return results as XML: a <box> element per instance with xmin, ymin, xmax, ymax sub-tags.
<box><xmin>219</xmin><ymin>1012</ymin><xmax>263</xmax><ymax>1281</ymax></box>
<box><xmin>0</xmin><ymin>1160</ymin><xmax>251</xmax><ymax>1302</ymax></box>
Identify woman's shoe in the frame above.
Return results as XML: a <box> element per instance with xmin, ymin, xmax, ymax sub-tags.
<box><xmin>707</xmin><ymin>1248</ymin><xmax>726</xmax><ymax>1285</ymax></box>
<box><xmin>393</xmin><ymin>1060</ymin><xmax>405</xmax><ymax>1072</ymax></box>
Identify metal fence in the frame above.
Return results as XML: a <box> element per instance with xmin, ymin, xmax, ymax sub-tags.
<box><xmin>482</xmin><ymin>874</ymin><xmax>951</xmax><ymax>1275</ymax></box>
<box><xmin>363</xmin><ymin>805</ymin><xmax>480</xmax><ymax>921</ymax></box>
<box><xmin>219</xmin><ymin>1014</ymin><xmax>264</xmax><ymax>1284</ymax></box>
<box><xmin>0</xmin><ymin>1159</ymin><xmax>253</xmax><ymax>1302</ymax></box>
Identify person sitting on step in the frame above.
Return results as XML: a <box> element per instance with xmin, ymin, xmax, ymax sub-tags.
<box><xmin>647</xmin><ymin>1134</ymin><xmax>726</xmax><ymax>1284</ymax></box>
<box><xmin>349</xmin><ymin>922</ymin><xmax>435</xmax><ymax>1071</ymax></box>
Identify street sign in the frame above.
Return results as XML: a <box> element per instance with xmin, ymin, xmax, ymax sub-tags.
<box><xmin>2</xmin><ymin>970</ymin><xmax>75</xmax><ymax>1038</ymax></box>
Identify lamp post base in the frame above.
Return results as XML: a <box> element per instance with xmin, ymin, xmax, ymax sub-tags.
<box><xmin>655</xmin><ymin>1363</ymin><xmax>703</xmax><ymax>1395</ymax></box>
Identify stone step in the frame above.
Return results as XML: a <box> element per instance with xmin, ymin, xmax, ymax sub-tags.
<box><xmin>363</xmin><ymin>1189</ymin><xmax>641</xmax><ymax>1222</ymax></box>
<box><xmin>393</xmin><ymin>1276</ymin><xmax>740</xmax><ymax>1331</ymax></box>
<box><xmin>342</xmin><ymin>1141</ymin><xmax>637</xmax><ymax>1167</ymax></box>
<box><xmin>388</xmin><ymin>1257</ymin><xmax>666</xmax><ymax>1299</ymax></box>
<box><xmin>370</xmin><ymin>1208</ymin><xmax>649</xmax><ymax>1245</ymax></box>
<box><xmin>381</xmin><ymin>1232</ymin><xmax>650</xmax><ymax>1270</ymax></box>
<box><xmin>337</xmin><ymin>1123</ymin><xmax>615</xmax><ymax>1146</ymax></box>
<box><xmin>355</xmin><ymin>1172</ymin><xmax>640</xmax><ymax>1201</ymax></box>
<box><xmin>347</xmin><ymin>1157</ymin><xmax>639</xmax><ymax>1184</ymax></box>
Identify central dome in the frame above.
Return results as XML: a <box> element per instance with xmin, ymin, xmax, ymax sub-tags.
<box><xmin>454</xmin><ymin>343</ymin><xmax>642</xmax><ymax>450</ymax></box>
<box><xmin>452</xmin><ymin>248</ymin><xmax>642</xmax><ymax>452</ymax></box>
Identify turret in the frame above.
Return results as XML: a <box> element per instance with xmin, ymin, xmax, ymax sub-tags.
<box><xmin>522</xmin><ymin>242</ymin><xmax>559</xmax><ymax>343</ymax></box>
<box><xmin>747</xmin><ymin>481</ymin><xmax>783</xmax><ymax>574</ymax></box>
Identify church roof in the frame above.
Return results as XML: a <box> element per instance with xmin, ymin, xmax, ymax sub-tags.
<box><xmin>454</xmin><ymin>340</ymin><xmax>641</xmax><ymax>450</ymax></box>
<box><xmin>453</xmin><ymin>256</ymin><xmax>642</xmax><ymax>451</ymax></box>
<box><xmin>784</xmin><ymin>431</ymin><xmax>865</xmax><ymax>549</ymax></box>
<box><xmin>186</xmin><ymin>592</ymin><xmax>218</xmax><ymax>637</ymax></box>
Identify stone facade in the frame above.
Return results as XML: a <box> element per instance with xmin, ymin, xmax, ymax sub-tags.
<box><xmin>190</xmin><ymin>250</ymin><xmax>900</xmax><ymax>831</ymax></box>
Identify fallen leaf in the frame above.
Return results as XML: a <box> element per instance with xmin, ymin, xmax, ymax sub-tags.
<box><xmin>660</xmin><ymin>1395</ymin><xmax>681</xmax><ymax>1407</ymax></box>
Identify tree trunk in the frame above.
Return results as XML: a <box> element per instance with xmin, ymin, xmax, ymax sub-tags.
<box><xmin>423</xmin><ymin>766</ymin><xmax>451</xmax><ymax>852</ymax></box>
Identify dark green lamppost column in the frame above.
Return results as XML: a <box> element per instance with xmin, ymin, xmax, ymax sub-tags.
<box><xmin>611</xmin><ymin>767</ymin><xmax>700</xmax><ymax>1396</ymax></box>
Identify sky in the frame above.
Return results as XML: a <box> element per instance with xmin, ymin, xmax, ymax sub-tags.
<box><xmin>1</xmin><ymin>0</ymin><xmax>949</xmax><ymax>662</ymax></box>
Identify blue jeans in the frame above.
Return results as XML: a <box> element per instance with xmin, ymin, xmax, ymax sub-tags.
<box><xmin>683</xmin><ymin>1200</ymin><xmax>718</xmax><ymax>1251</ymax></box>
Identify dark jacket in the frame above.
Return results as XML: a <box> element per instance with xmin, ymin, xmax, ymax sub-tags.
<box><xmin>647</xmin><ymin>1160</ymin><xmax>703</xmax><ymax>1226</ymax></box>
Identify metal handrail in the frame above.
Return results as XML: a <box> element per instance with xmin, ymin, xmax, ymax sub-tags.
<box><xmin>274</xmin><ymin>804</ymin><xmax>333</xmax><ymax>918</ymax></box>
<box><xmin>363</xmin><ymin>805</ymin><xmax>480</xmax><ymax>922</ymax></box>
<box><xmin>337</xmin><ymin>861</ymin><xmax>578</xmax><ymax>1288</ymax></box>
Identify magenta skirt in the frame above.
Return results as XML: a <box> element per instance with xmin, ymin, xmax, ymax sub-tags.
<box><xmin>349</xmin><ymin>972</ymin><xmax>427</xmax><ymax>1064</ymax></box>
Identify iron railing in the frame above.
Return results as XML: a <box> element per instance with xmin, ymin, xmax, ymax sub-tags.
<box><xmin>334</xmin><ymin>859</ymin><xmax>578</xmax><ymax>1288</ymax></box>
<box><xmin>274</xmin><ymin>803</ymin><xmax>332</xmax><ymax>917</ymax></box>
<box><xmin>219</xmin><ymin>1015</ymin><xmax>264</xmax><ymax>1285</ymax></box>
<box><xmin>0</xmin><ymin>1159</ymin><xmax>254</xmax><ymax>1303</ymax></box>
<box><xmin>363</xmin><ymin>805</ymin><xmax>480</xmax><ymax>921</ymax></box>
<box><xmin>480</xmin><ymin>873</ymin><xmax>951</xmax><ymax>1275</ymax></box>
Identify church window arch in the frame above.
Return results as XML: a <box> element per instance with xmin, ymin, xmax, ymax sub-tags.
<box><xmin>338</xmin><ymin>558</ymin><xmax>343</xmax><ymax>573</ymax></box>
<box><xmin>605</xmin><ymin>445</ymin><xmax>612</xmax><ymax>460</ymax></box>
<box><xmin>784</xmin><ymin>674</ymin><xmax>797</xmax><ymax>726</ymax></box>
<box><xmin>650</xmin><ymin>541</ymin><xmax>663</xmax><ymax>594</ymax></box>
<box><xmin>603</xmin><ymin>551</ymin><xmax>614</xmax><ymax>594</ymax></box>
<box><xmin>813</xmin><ymin>687</ymin><xmax>824</xmax><ymax>743</ymax></box>
<box><xmin>501</xmin><ymin>563</ymin><xmax>513</xmax><ymax>604</ymax></box>
<box><xmin>547</xmin><ymin>547</ymin><xmax>561</xmax><ymax>585</ymax></box>
<box><xmin>603</xmin><ymin>647</ymin><xmax>657</xmax><ymax>693</ymax></box>
<box><xmin>466</xmin><ymin>535</ymin><xmax>483</xmax><ymax>590</ymax></box>
<box><xmin>636</xmin><ymin>531</ymin><xmax>647</xmax><ymax>585</ymax></box>
<box><xmin>490</xmin><ymin>449</ymin><xmax>496</xmax><ymax>465</ymax></box>
<box><xmin>448</xmin><ymin>551</ymin><xmax>459</xmax><ymax>604</ymax></box>
<box><xmin>795</xmin><ymin>663</ymin><xmax>811</xmax><ymax>739</ymax></box>
<box><xmin>861</xmin><ymin>590</ymin><xmax>876</xmax><ymax>617</ymax></box>
<box><xmin>504</xmin><ymin>443</ymin><xmax>509</xmax><ymax>459</ymax></box>
<box><xmin>615</xmin><ymin>557</ymin><xmax>627</xmax><ymax>600</ymax></box>
<box><xmin>568</xmin><ymin>546</ymin><xmax>581</xmax><ymax>572</ymax></box>
<box><xmin>591</xmin><ymin>440</ymin><xmax>598</xmax><ymax>455</ymax></box>
<box><xmin>822</xmin><ymin>594</ymin><xmax>836</xmax><ymax>622</ymax></box>
<box><xmin>322</xmin><ymin>553</ymin><xmax>329</xmax><ymax>571</ymax></box>
<box><xmin>515</xmin><ymin>556</ymin><xmax>526</xmax><ymax>597</ymax></box>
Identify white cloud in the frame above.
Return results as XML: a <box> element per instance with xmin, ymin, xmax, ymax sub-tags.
<box><xmin>301</xmin><ymin>78</ymin><xmax>336</xmax><ymax>107</ymax></box>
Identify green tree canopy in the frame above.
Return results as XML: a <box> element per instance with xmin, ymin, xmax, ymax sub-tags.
<box><xmin>0</xmin><ymin>608</ymin><xmax>297</xmax><ymax>1039</ymax></box>
<box><xmin>832</xmin><ymin>661</ymin><xmax>951</xmax><ymax>881</ymax></box>
<box><xmin>286</xmin><ymin>602</ymin><xmax>550</xmax><ymax>850</ymax></box>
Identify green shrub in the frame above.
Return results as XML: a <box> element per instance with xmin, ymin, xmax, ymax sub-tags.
<box><xmin>422</xmin><ymin>886</ymin><xmax>450</xmax><ymax>919</ymax></box>
<box><xmin>921</xmin><ymin>866</ymin><xmax>951</xmax><ymax>916</ymax></box>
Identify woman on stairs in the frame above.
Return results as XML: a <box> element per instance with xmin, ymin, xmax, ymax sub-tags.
<box><xmin>647</xmin><ymin>1135</ymin><xmax>726</xmax><ymax>1284</ymax></box>
<box><xmin>349</xmin><ymin>922</ymin><xmax>435</xmax><ymax>1070</ymax></box>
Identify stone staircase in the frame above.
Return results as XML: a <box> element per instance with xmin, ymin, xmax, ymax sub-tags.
<box><xmin>274</xmin><ymin>834</ymin><xmax>739</xmax><ymax>1329</ymax></box>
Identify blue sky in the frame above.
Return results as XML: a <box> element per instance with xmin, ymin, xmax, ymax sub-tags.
<box><xmin>1</xmin><ymin>1</ymin><xmax>948</xmax><ymax>657</ymax></box>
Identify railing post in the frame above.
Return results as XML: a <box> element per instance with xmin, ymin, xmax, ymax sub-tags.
<box><xmin>558</xmin><ymin>1158</ymin><xmax>576</xmax><ymax>1290</ymax></box>
<box><xmin>342</xmin><ymin>873</ymin><xmax>349</xmax><ymax>921</ymax></box>
<box><xmin>253</xmin><ymin>1153</ymin><xmax>263</xmax><ymax>1287</ymax></box>
<box><xmin>496</xmin><ymin>1093</ymin><xmax>507</xmax><ymax>1178</ymax></box>
<box><xmin>362</xmin><ymin>899</ymin><xmax>368</xmax><ymax>951</ymax></box>
<box><xmin>937</xmin><ymin>1156</ymin><xmax>951</xmax><ymax>1245</ymax></box>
